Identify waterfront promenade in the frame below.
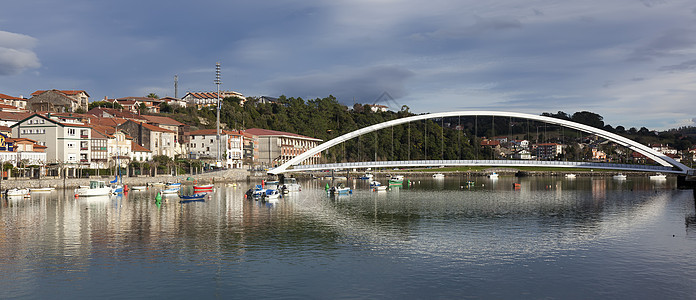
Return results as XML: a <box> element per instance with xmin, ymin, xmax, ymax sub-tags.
<box><xmin>0</xmin><ymin>168</ymin><xmax>251</xmax><ymax>190</ymax></box>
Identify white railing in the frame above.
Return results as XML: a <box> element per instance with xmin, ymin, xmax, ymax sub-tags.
<box><xmin>287</xmin><ymin>160</ymin><xmax>677</xmax><ymax>173</ymax></box>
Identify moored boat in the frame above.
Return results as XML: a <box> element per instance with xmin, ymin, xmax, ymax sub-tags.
<box><xmin>389</xmin><ymin>175</ymin><xmax>404</xmax><ymax>185</ymax></box>
<box><xmin>487</xmin><ymin>172</ymin><xmax>499</xmax><ymax>179</ymax></box>
<box><xmin>75</xmin><ymin>181</ymin><xmax>111</xmax><ymax>197</ymax></box>
<box><xmin>30</xmin><ymin>187</ymin><xmax>55</xmax><ymax>192</ymax></box>
<box><xmin>193</xmin><ymin>184</ymin><xmax>214</xmax><ymax>192</ymax></box>
<box><xmin>180</xmin><ymin>193</ymin><xmax>207</xmax><ymax>200</ymax></box>
<box><xmin>432</xmin><ymin>173</ymin><xmax>445</xmax><ymax>179</ymax></box>
<box><xmin>613</xmin><ymin>174</ymin><xmax>627</xmax><ymax>180</ymax></box>
<box><xmin>160</xmin><ymin>187</ymin><xmax>180</xmax><ymax>194</ymax></box>
<box><xmin>131</xmin><ymin>186</ymin><xmax>147</xmax><ymax>191</ymax></box>
<box><xmin>649</xmin><ymin>174</ymin><xmax>667</xmax><ymax>180</ymax></box>
<box><xmin>359</xmin><ymin>173</ymin><xmax>374</xmax><ymax>180</ymax></box>
<box><xmin>6</xmin><ymin>188</ymin><xmax>30</xmax><ymax>197</ymax></box>
<box><xmin>565</xmin><ymin>174</ymin><xmax>577</xmax><ymax>179</ymax></box>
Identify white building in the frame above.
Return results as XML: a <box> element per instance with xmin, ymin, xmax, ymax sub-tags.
<box><xmin>187</xmin><ymin>129</ymin><xmax>244</xmax><ymax>168</ymax></box>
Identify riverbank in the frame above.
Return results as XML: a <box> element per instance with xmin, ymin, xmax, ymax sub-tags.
<box><xmin>0</xmin><ymin>169</ymin><xmax>254</xmax><ymax>190</ymax></box>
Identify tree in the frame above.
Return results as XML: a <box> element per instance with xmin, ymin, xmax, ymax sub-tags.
<box><xmin>138</xmin><ymin>103</ymin><xmax>148</xmax><ymax>114</ymax></box>
<box><xmin>146</xmin><ymin>93</ymin><xmax>159</xmax><ymax>99</ymax></box>
<box><xmin>571</xmin><ymin>111</ymin><xmax>604</xmax><ymax>129</ymax></box>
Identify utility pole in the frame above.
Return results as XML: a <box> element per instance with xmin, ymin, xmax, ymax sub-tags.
<box><xmin>215</xmin><ymin>63</ymin><xmax>221</xmax><ymax>167</ymax></box>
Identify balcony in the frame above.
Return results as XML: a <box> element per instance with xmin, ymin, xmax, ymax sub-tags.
<box><xmin>80</xmin><ymin>159</ymin><xmax>88</xmax><ymax>162</ymax></box>
<box><xmin>80</xmin><ymin>135</ymin><xmax>89</xmax><ymax>138</ymax></box>
<box><xmin>80</xmin><ymin>147</ymin><xmax>88</xmax><ymax>151</ymax></box>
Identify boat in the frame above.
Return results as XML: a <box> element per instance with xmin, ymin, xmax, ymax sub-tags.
<box><xmin>166</xmin><ymin>182</ymin><xmax>181</xmax><ymax>188</ymax></box>
<box><xmin>193</xmin><ymin>184</ymin><xmax>214</xmax><ymax>192</ymax></box>
<box><xmin>565</xmin><ymin>174</ymin><xmax>577</xmax><ymax>179</ymax></box>
<box><xmin>613</xmin><ymin>174</ymin><xmax>627</xmax><ymax>180</ymax></box>
<box><xmin>30</xmin><ymin>187</ymin><xmax>55</xmax><ymax>192</ymax></box>
<box><xmin>487</xmin><ymin>173</ymin><xmax>499</xmax><ymax>179</ymax></box>
<box><xmin>372</xmin><ymin>185</ymin><xmax>388</xmax><ymax>192</ymax></box>
<box><xmin>359</xmin><ymin>173</ymin><xmax>374</xmax><ymax>180</ymax></box>
<box><xmin>281</xmin><ymin>177</ymin><xmax>301</xmax><ymax>192</ymax></box>
<box><xmin>180</xmin><ymin>193</ymin><xmax>207</xmax><ymax>200</ymax></box>
<box><xmin>328</xmin><ymin>186</ymin><xmax>352</xmax><ymax>195</ymax></box>
<box><xmin>432</xmin><ymin>173</ymin><xmax>445</xmax><ymax>179</ymax></box>
<box><xmin>389</xmin><ymin>175</ymin><xmax>404</xmax><ymax>185</ymax></box>
<box><xmin>131</xmin><ymin>186</ymin><xmax>147</xmax><ymax>191</ymax></box>
<box><xmin>160</xmin><ymin>187</ymin><xmax>180</xmax><ymax>194</ymax></box>
<box><xmin>649</xmin><ymin>174</ymin><xmax>667</xmax><ymax>180</ymax></box>
<box><xmin>74</xmin><ymin>180</ymin><xmax>111</xmax><ymax>197</ymax></box>
<box><xmin>6</xmin><ymin>188</ymin><xmax>30</xmax><ymax>197</ymax></box>
<box><xmin>264</xmin><ymin>189</ymin><xmax>282</xmax><ymax>200</ymax></box>
<box><xmin>180</xmin><ymin>198</ymin><xmax>206</xmax><ymax>204</ymax></box>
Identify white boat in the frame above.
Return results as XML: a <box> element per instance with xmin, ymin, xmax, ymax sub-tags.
<box><xmin>372</xmin><ymin>185</ymin><xmax>388</xmax><ymax>192</ymax></box>
<box><xmin>30</xmin><ymin>187</ymin><xmax>55</xmax><ymax>192</ymax></box>
<box><xmin>565</xmin><ymin>174</ymin><xmax>577</xmax><ymax>179</ymax></box>
<box><xmin>359</xmin><ymin>173</ymin><xmax>374</xmax><ymax>180</ymax></box>
<box><xmin>166</xmin><ymin>182</ymin><xmax>181</xmax><ymax>188</ymax></box>
<box><xmin>487</xmin><ymin>172</ymin><xmax>499</xmax><ymax>179</ymax></box>
<box><xmin>328</xmin><ymin>186</ymin><xmax>352</xmax><ymax>195</ymax></box>
<box><xmin>6</xmin><ymin>188</ymin><xmax>30</xmax><ymax>197</ymax></box>
<box><xmin>432</xmin><ymin>173</ymin><xmax>445</xmax><ymax>179</ymax></box>
<box><xmin>649</xmin><ymin>174</ymin><xmax>667</xmax><ymax>180</ymax></box>
<box><xmin>282</xmin><ymin>178</ymin><xmax>301</xmax><ymax>191</ymax></box>
<box><xmin>131</xmin><ymin>186</ymin><xmax>147</xmax><ymax>191</ymax></box>
<box><xmin>264</xmin><ymin>189</ymin><xmax>282</xmax><ymax>200</ymax></box>
<box><xmin>160</xmin><ymin>187</ymin><xmax>180</xmax><ymax>194</ymax></box>
<box><xmin>613</xmin><ymin>174</ymin><xmax>627</xmax><ymax>180</ymax></box>
<box><xmin>75</xmin><ymin>180</ymin><xmax>112</xmax><ymax>197</ymax></box>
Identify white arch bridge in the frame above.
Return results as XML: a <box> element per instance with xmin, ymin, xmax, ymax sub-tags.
<box><xmin>268</xmin><ymin>111</ymin><xmax>693</xmax><ymax>176</ymax></box>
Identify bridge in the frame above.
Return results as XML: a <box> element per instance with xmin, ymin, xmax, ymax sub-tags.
<box><xmin>268</xmin><ymin>111</ymin><xmax>693</xmax><ymax>176</ymax></box>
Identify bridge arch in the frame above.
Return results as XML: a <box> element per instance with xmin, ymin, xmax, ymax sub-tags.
<box><xmin>268</xmin><ymin>111</ymin><xmax>690</xmax><ymax>174</ymax></box>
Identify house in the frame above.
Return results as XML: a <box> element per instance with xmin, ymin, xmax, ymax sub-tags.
<box><xmin>0</xmin><ymin>93</ymin><xmax>27</xmax><ymax>110</ymax></box>
<box><xmin>10</xmin><ymin>113</ymin><xmax>90</xmax><ymax>175</ymax></box>
<box><xmin>119</xmin><ymin>120</ymin><xmax>177</xmax><ymax>158</ymax></box>
<box><xmin>182</xmin><ymin>91</ymin><xmax>245</xmax><ymax>109</ymax></box>
<box><xmin>536</xmin><ymin>143</ymin><xmax>563</xmax><ymax>159</ymax></box>
<box><xmin>139</xmin><ymin>115</ymin><xmax>188</xmax><ymax>156</ymax></box>
<box><xmin>27</xmin><ymin>90</ymin><xmax>89</xmax><ymax>112</ymax></box>
<box><xmin>86</xmin><ymin>107</ymin><xmax>147</xmax><ymax>122</ymax></box>
<box><xmin>592</xmin><ymin>147</ymin><xmax>607</xmax><ymax>161</ymax></box>
<box><xmin>8</xmin><ymin>137</ymin><xmax>47</xmax><ymax>166</ymax></box>
<box><xmin>114</xmin><ymin>97</ymin><xmax>163</xmax><ymax>113</ymax></box>
<box><xmin>0</xmin><ymin>111</ymin><xmax>33</xmax><ymax>127</ymax></box>
<box><xmin>369</xmin><ymin>104</ymin><xmax>389</xmax><ymax>112</ymax></box>
<box><xmin>160</xmin><ymin>96</ymin><xmax>187</xmax><ymax>108</ymax></box>
<box><xmin>242</xmin><ymin>131</ymin><xmax>259</xmax><ymax>165</ymax></box>
<box><xmin>131</xmin><ymin>141</ymin><xmax>152</xmax><ymax>163</ymax></box>
<box><xmin>187</xmin><ymin>129</ymin><xmax>244</xmax><ymax>168</ymax></box>
<box><xmin>244</xmin><ymin>128</ymin><xmax>322</xmax><ymax>167</ymax></box>
<box><xmin>511</xmin><ymin>149</ymin><xmax>532</xmax><ymax>160</ymax></box>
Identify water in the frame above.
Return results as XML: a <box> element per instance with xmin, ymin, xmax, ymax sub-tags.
<box><xmin>1</xmin><ymin>176</ymin><xmax>695</xmax><ymax>299</ymax></box>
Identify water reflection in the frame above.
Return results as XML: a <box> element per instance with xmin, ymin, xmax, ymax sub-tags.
<box><xmin>0</xmin><ymin>176</ymin><xmax>695</xmax><ymax>298</ymax></box>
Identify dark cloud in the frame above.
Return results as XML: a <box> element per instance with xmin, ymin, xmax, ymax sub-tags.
<box><xmin>659</xmin><ymin>59</ymin><xmax>696</xmax><ymax>72</ymax></box>
<box><xmin>629</xmin><ymin>29</ymin><xmax>696</xmax><ymax>61</ymax></box>
<box><xmin>264</xmin><ymin>65</ymin><xmax>414</xmax><ymax>105</ymax></box>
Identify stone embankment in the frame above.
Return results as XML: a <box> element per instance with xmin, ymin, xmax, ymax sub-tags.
<box><xmin>0</xmin><ymin>169</ymin><xmax>253</xmax><ymax>190</ymax></box>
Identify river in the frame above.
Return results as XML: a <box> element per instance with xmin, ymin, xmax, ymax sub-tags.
<box><xmin>1</xmin><ymin>176</ymin><xmax>695</xmax><ymax>299</ymax></box>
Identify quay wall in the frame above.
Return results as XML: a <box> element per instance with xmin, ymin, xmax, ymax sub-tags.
<box><xmin>0</xmin><ymin>169</ymin><xmax>253</xmax><ymax>190</ymax></box>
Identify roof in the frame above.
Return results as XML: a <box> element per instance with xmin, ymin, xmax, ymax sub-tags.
<box><xmin>244</xmin><ymin>128</ymin><xmax>321</xmax><ymax>141</ymax></box>
<box><xmin>140</xmin><ymin>115</ymin><xmax>184</xmax><ymax>126</ymax></box>
<box><xmin>0</xmin><ymin>93</ymin><xmax>25</xmax><ymax>101</ymax></box>
<box><xmin>31</xmin><ymin>90</ymin><xmax>89</xmax><ymax>97</ymax></box>
<box><xmin>131</xmin><ymin>141</ymin><xmax>151</xmax><ymax>152</ymax></box>
<box><xmin>127</xmin><ymin>120</ymin><xmax>176</xmax><ymax>133</ymax></box>
<box><xmin>0</xmin><ymin>111</ymin><xmax>32</xmax><ymax>121</ymax></box>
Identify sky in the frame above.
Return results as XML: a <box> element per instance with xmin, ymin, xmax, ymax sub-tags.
<box><xmin>1</xmin><ymin>0</ymin><xmax>696</xmax><ymax>130</ymax></box>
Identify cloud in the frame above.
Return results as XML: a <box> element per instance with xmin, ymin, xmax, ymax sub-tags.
<box><xmin>0</xmin><ymin>31</ymin><xmax>41</xmax><ymax>76</ymax></box>
<box><xmin>659</xmin><ymin>59</ymin><xmax>696</xmax><ymax>72</ymax></box>
<box><xmin>628</xmin><ymin>29</ymin><xmax>696</xmax><ymax>61</ymax></box>
<box><xmin>264</xmin><ymin>65</ymin><xmax>414</xmax><ymax>104</ymax></box>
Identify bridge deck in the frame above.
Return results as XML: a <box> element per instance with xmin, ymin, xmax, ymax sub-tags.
<box><xmin>284</xmin><ymin>160</ymin><xmax>679</xmax><ymax>174</ymax></box>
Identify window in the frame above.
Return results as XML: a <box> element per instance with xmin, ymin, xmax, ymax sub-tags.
<box><xmin>67</xmin><ymin>142</ymin><xmax>75</xmax><ymax>149</ymax></box>
<box><xmin>68</xmin><ymin>128</ymin><xmax>76</xmax><ymax>136</ymax></box>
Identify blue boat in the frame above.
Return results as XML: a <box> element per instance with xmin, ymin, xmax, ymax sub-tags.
<box><xmin>180</xmin><ymin>193</ymin><xmax>207</xmax><ymax>200</ymax></box>
<box><xmin>180</xmin><ymin>198</ymin><xmax>205</xmax><ymax>203</ymax></box>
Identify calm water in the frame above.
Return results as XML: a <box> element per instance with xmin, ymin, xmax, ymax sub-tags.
<box><xmin>1</xmin><ymin>176</ymin><xmax>696</xmax><ymax>299</ymax></box>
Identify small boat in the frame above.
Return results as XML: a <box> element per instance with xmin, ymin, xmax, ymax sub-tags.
<box><xmin>264</xmin><ymin>189</ymin><xmax>282</xmax><ymax>200</ymax></box>
<box><xmin>565</xmin><ymin>174</ymin><xmax>577</xmax><ymax>179</ymax></box>
<box><xmin>6</xmin><ymin>188</ymin><xmax>30</xmax><ymax>197</ymax></box>
<box><xmin>131</xmin><ymin>186</ymin><xmax>147</xmax><ymax>191</ymax></box>
<box><xmin>180</xmin><ymin>193</ymin><xmax>207</xmax><ymax>200</ymax></box>
<box><xmin>30</xmin><ymin>187</ymin><xmax>55</xmax><ymax>192</ymax></box>
<box><xmin>160</xmin><ymin>187</ymin><xmax>180</xmax><ymax>194</ymax></box>
<box><xmin>487</xmin><ymin>173</ymin><xmax>499</xmax><ymax>179</ymax></box>
<box><xmin>193</xmin><ymin>184</ymin><xmax>214</xmax><ymax>192</ymax></box>
<box><xmin>432</xmin><ymin>173</ymin><xmax>445</xmax><ymax>179</ymax></box>
<box><xmin>166</xmin><ymin>182</ymin><xmax>181</xmax><ymax>188</ymax></box>
<box><xmin>372</xmin><ymin>185</ymin><xmax>388</xmax><ymax>192</ymax></box>
<box><xmin>75</xmin><ymin>180</ymin><xmax>111</xmax><ymax>197</ymax></box>
<box><xmin>649</xmin><ymin>174</ymin><xmax>667</xmax><ymax>180</ymax></box>
<box><xmin>282</xmin><ymin>178</ymin><xmax>301</xmax><ymax>192</ymax></box>
<box><xmin>328</xmin><ymin>186</ymin><xmax>352</xmax><ymax>195</ymax></box>
<box><xmin>389</xmin><ymin>175</ymin><xmax>404</xmax><ymax>185</ymax></box>
<box><xmin>359</xmin><ymin>173</ymin><xmax>374</xmax><ymax>180</ymax></box>
<box><xmin>613</xmin><ymin>174</ymin><xmax>627</xmax><ymax>180</ymax></box>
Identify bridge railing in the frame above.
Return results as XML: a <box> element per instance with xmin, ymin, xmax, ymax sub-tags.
<box><xmin>288</xmin><ymin>160</ymin><xmax>676</xmax><ymax>173</ymax></box>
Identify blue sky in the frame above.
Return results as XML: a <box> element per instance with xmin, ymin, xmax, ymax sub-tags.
<box><xmin>1</xmin><ymin>0</ymin><xmax>696</xmax><ymax>130</ymax></box>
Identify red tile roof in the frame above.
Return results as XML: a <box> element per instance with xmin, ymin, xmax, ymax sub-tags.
<box><xmin>31</xmin><ymin>90</ymin><xmax>89</xmax><ymax>97</ymax></box>
<box><xmin>0</xmin><ymin>93</ymin><xmax>25</xmax><ymax>101</ymax></box>
<box><xmin>189</xmin><ymin>129</ymin><xmax>243</xmax><ymax>136</ymax></box>
<box><xmin>140</xmin><ymin>115</ymin><xmax>184</xmax><ymax>126</ymax></box>
<box><xmin>131</xmin><ymin>141</ymin><xmax>151</xmax><ymax>152</ymax></box>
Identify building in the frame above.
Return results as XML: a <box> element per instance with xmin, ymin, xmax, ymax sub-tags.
<box><xmin>160</xmin><ymin>96</ymin><xmax>187</xmax><ymax>108</ymax></box>
<box><xmin>0</xmin><ymin>111</ymin><xmax>33</xmax><ymax>128</ymax></box>
<box><xmin>0</xmin><ymin>93</ymin><xmax>27</xmax><ymax>110</ymax></box>
<box><xmin>369</xmin><ymin>104</ymin><xmax>389</xmax><ymax>112</ymax></box>
<box><xmin>10</xmin><ymin>113</ymin><xmax>91</xmax><ymax>175</ymax></box>
<box><xmin>242</xmin><ymin>131</ymin><xmax>259</xmax><ymax>166</ymax></box>
<box><xmin>511</xmin><ymin>149</ymin><xmax>532</xmax><ymax>160</ymax></box>
<box><xmin>27</xmin><ymin>90</ymin><xmax>89</xmax><ymax>112</ymax></box>
<box><xmin>139</xmin><ymin>115</ymin><xmax>188</xmax><ymax>156</ymax></box>
<box><xmin>181</xmin><ymin>91</ymin><xmax>245</xmax><ymax>109</ymax></box>
<box><xmin>187</xmin><ymin>129</ymin><xmax>244</xmax><ymax>168</ymax></box>
<box><xmin>536</xmin><ymin>143</ymin><xmax>563</xmax><ymax>159</ymax></box>
<box><xmin>245</xmin><ymin>128</ymin><xmax>322</xmax><ymax>167</ymax></box>
<box><xmin>119</xmin><ymin>120</ymin><xmax>177</xmax><ymax>158</ymax></box>
<box><xmin>114</xmin><ymin>97</ymin><xmax>162</xmax><ymax>113</ymax></box>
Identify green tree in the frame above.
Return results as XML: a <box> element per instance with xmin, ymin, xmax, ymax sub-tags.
<box><xmin>146</xmin><ymin>93</ymin><xmax>159</xmax><ymax>99</ymax></box>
